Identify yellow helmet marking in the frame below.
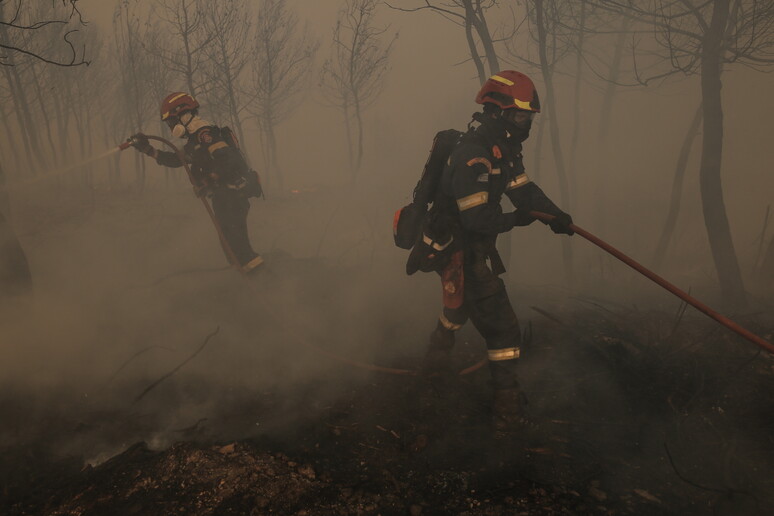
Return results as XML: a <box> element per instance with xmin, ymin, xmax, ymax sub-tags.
<box><xmin>491</xmin><ymin>74</ymin><xmax>515</xmax><ymax>86</ymax></box>
<box><xmin>161</xmin><ymin>93</ymin><xmax>190</xmax><ymax>120</ymax></box>
<box><xmin>513</xmin><ymin>98</ymin><xmax>533</xmax><ymax>110</ymax></box>
<box><xmin>168</xmin><ymin>92</ymin><xmax>188</xmax><ymax>103</ymax></box>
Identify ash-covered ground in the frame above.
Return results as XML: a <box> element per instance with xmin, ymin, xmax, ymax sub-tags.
<box><xmin>2</xmin><ymin>182</ymin><xmax>773</xmax><ymax>515</ymax></box>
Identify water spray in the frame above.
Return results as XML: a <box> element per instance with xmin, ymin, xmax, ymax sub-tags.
<box><xmin>1</xmin><ymin>146</ymin><xmax>126</xmax><ymax>192</ymax></box>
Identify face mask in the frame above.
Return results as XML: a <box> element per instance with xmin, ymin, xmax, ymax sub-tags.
<box><xmin>505</xmin><ymin>120</ymin><xmax>531</xmax><ymax>143</ymax></box>
<box><xmin>169</xmin><ymin>112</ymin><xmax>194</xmax><ymax>139</ymax></box>
<box><xmin>503</xmin><ymin>110</ymin><xmax>534</xmax><ymax>143</ymax></box>
<box><xmin>171</xmin><ymin>123</ymin><xmax>187</xmax><ymax>139</ymax></box>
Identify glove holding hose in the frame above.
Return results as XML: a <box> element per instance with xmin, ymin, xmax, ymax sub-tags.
<box><xmin>506</xmin><ymin>182</ymin><xmax>574</xmax><ymax>236</ymax></box>
<box><xmin>129</xmin><ymin>133</ymin><xmax>157</xmax><ymax>159</ymax></box>
<box><xmin>548</xmin><ymin>212</ymin><xmax>575</xmax><ymax>235</ymax></box>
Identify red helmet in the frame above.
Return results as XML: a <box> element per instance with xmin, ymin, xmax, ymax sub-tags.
<box><xmin>475</xmin><ymin>71</ymin><xmax>540</xmax><ymax>112</ymax></box>
<box><xmin>160</xmin><ymin>92</ymin><xmax>200</xmax><ymax>121</ymax></box>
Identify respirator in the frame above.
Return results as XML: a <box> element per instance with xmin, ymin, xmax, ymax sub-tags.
<box><xmin>169</xmin><ymin>112</ymin><xmax>194</xmax><ymax>139</ymax></box>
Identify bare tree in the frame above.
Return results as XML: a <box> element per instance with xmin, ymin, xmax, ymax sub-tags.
<box><xmin>142</xmin><ymin>26</ymin><xmax>179</xmax><ymax>187</ymax></box>
<box><xmin>247</xmin><ymin>0</ymin><xmax>317</xmax><ymax>190</ymax></box>
<box><xmin>387</xmin><ymin>0</ymin><xmax>504</xmax><ymax>83</ymax></box>
<box><xmin>114</xmin><ymin>0</ymin><xmax>159</xmax><ymax>192</ymax></box>
<box><xmin>589</xmin><ymin>16</ymin><xmax>631</xmax><ymax>233</ymax></box>
<box><xmin>505</xmin><ymin>0</ymin><xmax>577</xmax><ymax>284</ymax></box>
<box><xmin>0</xmin><ymin>0</ymin><xmax>88</xmax><ymax>67</ymax></box>
<box><xmin>200</xmin><ymin>1</ymin><xmax>252</xmax><ymax>148</ymax></box>
<box><xmin>320</xmin><ymin>0</ymin><xmax>397</xmax><ymax>181</ymax></box>
<box><xmin>652</xmin><ymin>104</ymin><xmax>702</xmax><ymax>270</ymax></box>
<box><xmin>0</xmin><ymin>0</ymin><xmax>89</xmax><ymax>301</ymax></box>
<box><xmin>594</xmin><ymin>0</ymin><xmax>774</xmax><ymax>306</ymax></box>
<box><xmin>144</xmin><ymin>0</ymin><xmax>212</xmax><ymax>96</ymax></box>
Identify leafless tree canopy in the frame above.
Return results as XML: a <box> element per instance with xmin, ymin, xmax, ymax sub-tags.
<box><xmin>386</xmin><ymin>0</ymin><xmax>505</xmax><ymax>83</ymax></box>
<box><xmin>249</xmin><ymin>0</ymin><xmax>318</xmax><ymax>129</ymax></box>
<box><xmin>143</xmin><ymin>0</ymin><xmax>213</xmax><ymax>96</ymax></box>
<box><xmin>0</xmin><ymin>0</ymin><xmax>89</xmax><ymax>66</ymax></box>
<box><xmin>247</xmin><ymin>0</ymin><xmax>318</xmax><ymax>186</ymax></box>
<box><xmin>593</xmin><ymin>0</ymin><xmax>774</xmax><ymax>83</ymax></box>
<box><xmin>320</xmin><ymin>0</ymin><xmax>396</xmax><ymax>111</ymax></box>
<box><xmin>199</xmin><ymin>1</ymin><xmax>252</xmax><ymax>144</ymax></box>
<box><xmin>320</xmin><ymin>0</ymin><xmax>397</xmax><ymax>176</ymax></box>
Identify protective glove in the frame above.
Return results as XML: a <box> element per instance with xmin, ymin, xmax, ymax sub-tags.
<box><xmin>130</xmin><ymin>133</ymin><xmax>155</xmax><ymax>157</ymax></box>
<box><xmin>192</xmin><ymin>183</ymin><xmax>211</xmax><ymax>198</ymax></box>
<box><xmin>510</xmin><ymin>209</ymin><xmax>536</xmax><ymax>227</ymax></box>
<box><xmin>548</xmin><ymin>212</ymin><xmax>575</xmax><ymax>235</ymax></box>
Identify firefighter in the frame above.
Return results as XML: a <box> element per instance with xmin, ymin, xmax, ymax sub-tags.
<box><xmin>129</xmin><ymin>92</ymin><xmax>263</xmax><ymax>273</ymax></box>
<box><xmin>424</xmin><ymin>71</ymin><xmax>574</xmax><ymax>433</ymax></box>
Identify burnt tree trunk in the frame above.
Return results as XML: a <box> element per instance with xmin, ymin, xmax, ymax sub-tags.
<box><xmin>535</xmin><ymin>0</ymin><xmax>573</xmax><ymax>286</ymax></box>
<box><xmin>467</xmin><ymin>0</ymin><xmax>499</xmax><ymax>75</ymax></box>
<box><xmin>1</xmin><ymin>65</ymin><xmax>37</xmax><ymax>172</ymax></box>
<box><xmin>699</xmin><ymin>0</ymin><xmax>746</xmax><ymax>306</ymax></box>
<box><xmin>593</xmin><ymin>18</ymin><xmax>629</xmax><ymax>234</ymax></box>
<box><xmin>265</xmin><ymin>121</ymin><xmax>282</xmax><ymax>191</ymax></box>
<box><xmin>652</xmin><ymin>104</ymin><xmax>702</xmax><ymax>271</ymax></box>
<box><xmin>568</xmin><ymin>0</ymin><xmax>586</xmax><ymax>198</ymax></box>
<box><xmin>0</xmin><ymin>161</ymin><xmax>9</xmax><ymax>216</ymax></box>
<box><xmin>0</xmin><ymin>100</ymin><xmax>21</xmax><ymax>170</ymax></box>
<box><xmin>352</xmin><ymin>93</ymin><xmax>365</xmax><ymax>181</ymax></box>
<box><xmin>463</xmin><ymin>10</ymin><xmax>486</xmax><ymax>84</ymax></box>
<box><xmin>759</xmin><ymin>236</ymin><xmax>774</xmax><ymax>291</ymax></box>
<box><xmin>30</xmin><ymin>64</ymin><xmax>59</xmax><ymax>166</ymax></box>
<box><xmin>0</xmin><ymin>209</ymin><xmax>32</xmax><ymax>301</ymax></box>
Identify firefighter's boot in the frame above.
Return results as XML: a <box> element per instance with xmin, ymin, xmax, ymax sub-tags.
<box><xmin>421</xmin><ymin>320</ymin><xmax>455</xmax><ymax>376</ymax></box>
<box><xmin>491</xmin><ymin>386</ymin><xmax>535</xmax><ymax>436</ymax></box>
<box><xmin>243</xmin><ymin>254</ymin><xmax>264</xmax><ymax>274</ymax></box>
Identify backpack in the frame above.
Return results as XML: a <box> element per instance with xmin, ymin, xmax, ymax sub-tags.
<box><xmin>393</xmin><ymin>129</ymin><xmax>463</xmax><ymax>274</ymax></box>
<box><xmin>221</xmin><ymin>126</ymin><xmax>264</xmax><ymax>199</ymax></box>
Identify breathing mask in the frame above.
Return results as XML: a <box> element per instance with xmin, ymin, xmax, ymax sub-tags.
<box><xmin>502</xmin><ymin>109</ymin><xmax>535</xmax><ymax>143</ymax></box>
<box><xmin>168</xmin><ymin>112</ymin><xmax>194</xmax><ymax>139</ymax></box>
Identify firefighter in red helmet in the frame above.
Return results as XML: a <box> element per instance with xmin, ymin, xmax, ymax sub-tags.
<box><xmin>129</xmin><ymin>92</ymin><xmax>263</xmax><ymax>273</ymax></box>
<box><xmin>423</xmin><ymin>71</ymin><xmax>573</xmax><ymax>434</ymax></box>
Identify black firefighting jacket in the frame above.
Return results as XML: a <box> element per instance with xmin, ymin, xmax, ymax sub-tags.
<box><xmin>439</xmin><ymin>126</ymin><xmax>566</xmax><ymax>239</ymax></box>
<box><xmin>155</xmin><ymin>125</ymin><xmax>248</xmax><ymax>188</ymax></box>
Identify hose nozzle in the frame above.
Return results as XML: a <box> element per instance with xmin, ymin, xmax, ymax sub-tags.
<box><xmin>119</xmin><ymin>136</ymin><xmax>136</xmax><ymax>151</ymax></box>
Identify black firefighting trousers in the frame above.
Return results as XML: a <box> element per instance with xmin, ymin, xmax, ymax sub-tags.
<box><xmin>210</xmin><ymin>189</ymin><xmax>259</xmax><ymax>267</ymax></box>
<box><xmin>442</xmin><ymin>239</ymin><xmax>522</xmax><ymax>389</ymax></box>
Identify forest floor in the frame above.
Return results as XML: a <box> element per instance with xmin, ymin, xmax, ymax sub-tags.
<box><xmin>1</xmin><ymin>182</ymin><xmax>774</xmax><ymax>515</ymax></box>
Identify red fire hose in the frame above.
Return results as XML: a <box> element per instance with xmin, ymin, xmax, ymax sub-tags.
<box><xmin>530</xmin><ymin>210</ymin><xmax>774</xmax><ymax>354</ymax></box>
